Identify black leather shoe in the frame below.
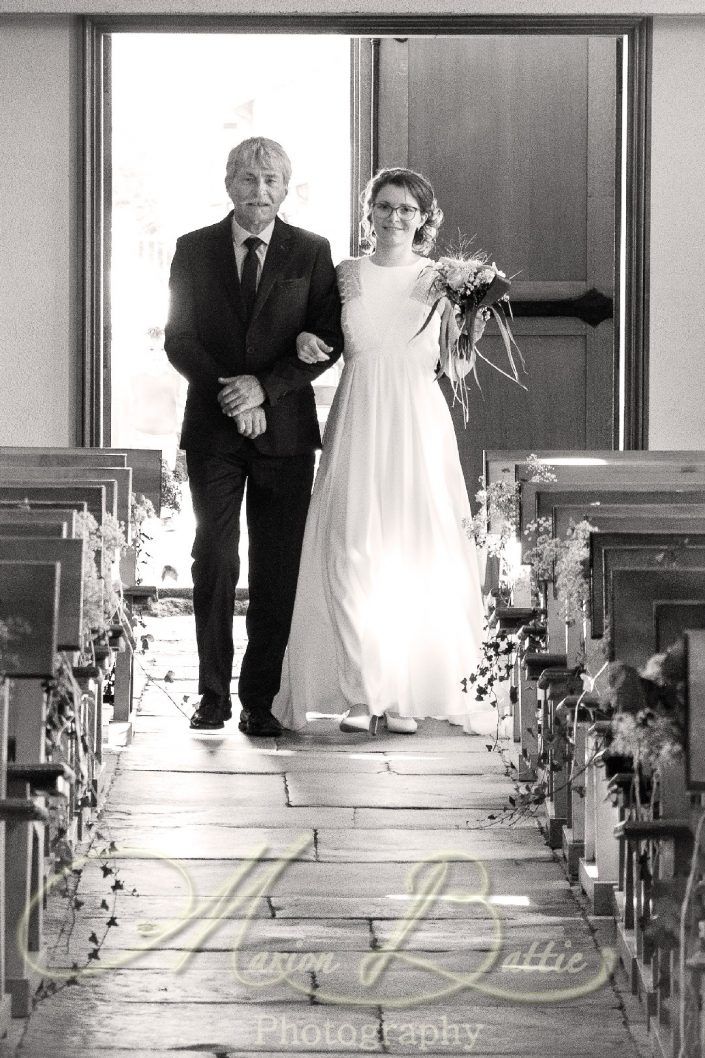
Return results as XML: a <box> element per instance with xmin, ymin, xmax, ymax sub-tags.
<box><xmin>238</xmin><ymin>709</ymin><xmax>283</xmax><ymax>737</ymax></box>
<box><xmin>189</xmin><ymin>693</ymin><xmax>229</xmax><ymax>731</ymax></box>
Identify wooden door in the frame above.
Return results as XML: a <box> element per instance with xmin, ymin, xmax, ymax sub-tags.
<box><xmin>370</xmin><ymin>34</ymin><xmax>618</xmax><ymax>500</ymax></box>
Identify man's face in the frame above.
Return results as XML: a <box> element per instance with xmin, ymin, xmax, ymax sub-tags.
<box><xmin>227</xmin><ymin>161</ymin><xmax>288</xmax><ymax>234</ymax></box>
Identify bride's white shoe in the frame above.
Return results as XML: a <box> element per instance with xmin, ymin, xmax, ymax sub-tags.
<box><xmin>339</xmin><ymin>707</ymin><xmax>379</xmax><ymax>735</ymax></box>
<box><xmin>383</xmin><ymin>711</ymin><xmax>418</xmax><ymax>734</ymax></box>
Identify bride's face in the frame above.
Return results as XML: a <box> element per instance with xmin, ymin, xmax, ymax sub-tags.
<box><xmin>371</xmin><ymin>184</ymin><xmax>427</xmax><ymax>253</ymax></box>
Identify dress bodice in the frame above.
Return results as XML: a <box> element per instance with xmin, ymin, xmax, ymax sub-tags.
<box><xmin>336</xmin><ymin>256</ymin><xmax>441</xmax><ymax>370</ymax></box>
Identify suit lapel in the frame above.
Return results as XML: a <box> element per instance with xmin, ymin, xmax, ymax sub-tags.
<box><xmin>249</xmin><ymin>217</ymin><xmax>291</xmax><ymax>326</ymax></box>
<box><xmin>211</xmin><ymin>212</ymin><xmax>248</xmax><ymax>324</ymax></box>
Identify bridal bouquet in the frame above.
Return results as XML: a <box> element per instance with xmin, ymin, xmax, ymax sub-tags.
<box><xmin>418</xmin><ymin>247</ymin><xmax>526</xmax><ymax>421</ymax></box>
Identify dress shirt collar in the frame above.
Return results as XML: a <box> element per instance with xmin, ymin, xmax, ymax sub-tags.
<box><xmin>231</xmin><ymin>215</ymin><xmax>276</xmax><ymax>249</ymax></box>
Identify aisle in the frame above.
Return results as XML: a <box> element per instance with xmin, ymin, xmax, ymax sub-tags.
<box><xmin>5</xmin><ymin>615</ymin><xmax>649</xmax><ymax>1057</ymax></box>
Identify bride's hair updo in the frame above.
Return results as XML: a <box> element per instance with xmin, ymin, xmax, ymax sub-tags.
<box><xmin>361</xmin><ymin>167</ymin><xmax>444</xmax><ymax>256</ymax></box>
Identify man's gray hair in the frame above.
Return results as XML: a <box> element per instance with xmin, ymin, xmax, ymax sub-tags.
<box><xmin>225</xmin><ymin>137</ymin><xmax>292</xmax><ymax>189</ymax></box>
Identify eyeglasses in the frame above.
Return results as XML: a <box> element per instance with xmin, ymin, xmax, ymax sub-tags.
<box><xmin>372</xmin><ymin>202</ymin><xmax>421</xmax><ymax>221</ymax></box>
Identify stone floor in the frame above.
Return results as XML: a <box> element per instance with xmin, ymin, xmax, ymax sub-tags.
<box><xmin>2</xmin><ymin>615</ymin><xmax>650</xmax><ymax>1057</ymax></box>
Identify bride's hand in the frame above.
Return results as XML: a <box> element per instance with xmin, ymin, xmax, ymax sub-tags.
<box><xmin>297</xmin><ymin>332</ymin><xmax>333</xmax><ymax>365</ymax></box>
<box><xmin>472</xmin><ymin>312</ymin><xmax>487</xmax><ymax>343</ymax></box>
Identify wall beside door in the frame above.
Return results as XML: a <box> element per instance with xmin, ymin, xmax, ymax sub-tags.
<box><xmin>0</xmin><ymin>16</ymin><xmax>80</xmax><ymax>445</ymax></box>
<box><xmin>648</xmin><ymin>16</ymin><xmax>705</xmax><ymax>450</ymax></box>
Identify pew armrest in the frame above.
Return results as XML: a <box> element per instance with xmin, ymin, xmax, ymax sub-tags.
<box><xmin>493</xmin><ymin>606</ymin><xmax>536</xmax><ymax>631</ymax></box>
<box><xmin>614</xmin><ymin>819</ymin><xmax>693</xmax><ymax>841</ymax></box>
<box><xmin>523</xmin><ymin>652</ymin><xmax>568</xmax><ymax>680</ymax></box>
<box><xmin>537</xmin><ymin>667</ymin><xmax>581</xmax><ymax>692</ymax></box>
<box><xmin>123</xmin><ymin>585</ymin><xmax>157</xmax><ymax>603</ymax></box>
<box><xmin>0</xmin><ymin>797</ymin><xmax>50</xmax><ymax>822</ymax></box>
<box><xmin>7</xmin><ymin>762</ymin><xmax>75</xmax><ymax>796</ymax></box>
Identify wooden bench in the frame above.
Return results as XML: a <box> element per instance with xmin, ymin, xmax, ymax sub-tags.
<box><xmin>0</xmin><ymin>446</ymin><xmax>162</xmax><ymax>517</ymax></box>
<box><xmin>609</xmin><ymin>566</ymin><xmax>705</xmax><ymax>667</ymax></box>
<box><xmin>0</xmin><ymin>452</ymin><xmax>161</xmax><ymax>731</ymax></box>
<box><xmin>591</xmin><ymin>532</ymin><xmax>705</xmax><ymax>638</ymax></box>
<box><xmin>0</xmin><ymin>490</ymin><xmax>111</xmax><ymax>792</ymax></box>
<box><xmin>0</xmin><ymin>558</ymin><xmax>67</xmax><ymax>1016</ymax></box>
<box><xmin>0</xmin><ymin>538</ymin><xmax>84</xmax><ymax>653</ymax></box>
<box><xmin>0</xmin><ymin>469</ymin><xmax>122</xmax><ymax>524</ymax></box>
<box><xmin>0</xmin><ymin>486</ymin><xmax>106</xmax><ymax>528</ymax></box>
<box><xmin>521</xmin><ymin>483</ymin><xmax>705</xmax><ymax>556</ymax></box>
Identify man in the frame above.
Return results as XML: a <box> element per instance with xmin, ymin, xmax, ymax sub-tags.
<box><xmin>165</xmin><ymin>137</ymin><xmax>343</xmax><ymax>735</ymax></box>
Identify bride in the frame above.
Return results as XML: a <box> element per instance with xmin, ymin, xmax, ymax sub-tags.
<box><xmin>272</xmin><ymin>167</ymin><xmax>485</xmax><ymax>735</ymax></box>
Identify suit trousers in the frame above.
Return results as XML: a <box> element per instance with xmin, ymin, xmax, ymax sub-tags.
<box><xmin>186</xmin><ymin>446</ymin><xmax>315</xmax><ymax>710</ymax></box>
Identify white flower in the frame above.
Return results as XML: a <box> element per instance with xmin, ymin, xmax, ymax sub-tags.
<box><xmin>445</xmin><ymin>266</ymin><xmax>466</xmax><ymax>291</ymax></box>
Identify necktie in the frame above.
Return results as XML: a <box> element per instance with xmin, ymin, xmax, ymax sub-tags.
<box><xmin>240</xmin><ymin>236</ymin><xmax>263</xmax><ymax>321</ymax></box>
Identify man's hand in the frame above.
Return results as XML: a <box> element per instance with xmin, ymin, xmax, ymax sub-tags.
<box><xmin>296</xmin><ymin>332</ymin><xmax>333</xmax><ymax>365</ymax></box>
<box><xmin>218</xmin><ymin>375</ymin><xmax>266</xmax><ymax>417</ymax></box>
<box><xmin>234</xmin><ymin>407</ymin><xmax>267</xmax><ymax>439</ymax></box>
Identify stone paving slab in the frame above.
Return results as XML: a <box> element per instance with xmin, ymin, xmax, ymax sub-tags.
<box><xmin>101</xmin><ymin>826</ymin><xmax>318</xmax><ymax>860</ymax></box>
<box><xmin>314</xmin><ymin>828</ymin><xmax>554</xmax><ymax>861</ymax></box>
<box><xmin>43</xmin><ymin>916</ymin><xmax>373</xmax><ymax>962</ymax></box>
<box><xmin>73</xmin><ymin>857</ymin><xmax>570</xmax><ymax>899</ymax></box>
<box><xmin>108</xmin><ymin>770</ymin><xmax>288</xmax><ymax>808</ymax></box>
<box><xmin>96</xmin><ymin>824</ymin><xmax>550</xmax><ymax>864</ymax></box>
<box><xmin>118</xmin><ymin>745</ymin><xmax>391</xmax><ymax>774</ymax></box>
<box><xmin>352</xmin><ymin>808</ymin><xmax>538</xmax><ymax>829</ymax></box>
<box><xmin>16</xmin><ymin>996</ymin><xmax>640</xmax><ymax>1055</ymax></box>
<box><xmin>36</xmin><ymin>948</ymin><xmax>619</xmax><ymax>1009</ymax></box>
<box><xmin>286</xmin><ymin>773</ymin><xmax>514</xmax><ymax>809</ymax></box>
<box><xmin>312</xmin><ymin>957</ymin><xmax>621</xmax><ymax>1008</ymax></box>
<box><xmin>106</xmin><ymin>804</ymin><xmax>358</xmax><ymax>828</ymax></box>
<box><xmin>268</xmin><ymin>898</ymin><xmax>583</xmax><ymax>921</ymax></box>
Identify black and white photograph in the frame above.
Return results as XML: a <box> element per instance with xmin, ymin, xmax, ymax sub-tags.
<box><xmin>0</xmin><ymin>1</ymin><xmax>704</xmax><ymax>1056</ymax></box>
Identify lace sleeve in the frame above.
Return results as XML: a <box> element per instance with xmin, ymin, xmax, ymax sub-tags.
<box><xmin>335</xmin><ymin>258</ymin><xmax>361</xmax><ymax>305</ymax></box>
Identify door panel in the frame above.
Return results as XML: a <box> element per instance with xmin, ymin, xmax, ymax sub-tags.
<box><xmin>373</xmin><ymin>34</ymin><xmax>618</xmax><ymax>496</ymax></box>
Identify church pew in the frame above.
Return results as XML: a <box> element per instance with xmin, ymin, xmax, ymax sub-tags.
<box><xmin>554</xmin><ymin>503</ymin><xmax>705</xmax><ymax>544</ymax></box>
<box><xmin>682</xmin><ymin>631</ymin><xmax>705</xmax><ymax>1057</ymax></box>
<box><xmin>0</xmin><ymin>539</ymin><xmax>83</xmax><ymax>653</ymax></box>
<box><xmin>111</xmin><ymin>447</ymin><xmax>162</xmax><ymax>515</ymax></box>
<box><xmin>0</xmin><ymin>678</ymin><xmax>12</xmax><ymax>1032</ymax></box>
<box><xmin>0</xmin><ymin>501</ymin><xmax>110</xmax><ymax>771</ymax></box>
<box><xmin>591</xmin><ymin>533</ymin><xmax>705</xmax><ymax>637</ymax></box>
<box><xmin>685</xmin><ymin>628</ymin><xmax>705</xmax><ymax>791</ymax></box>
<box><xmin>484</xmin><ymin>448</ymin><xmax>705</xmax><ymax>494</ymax></box>
<box><xmin>0</xmin><ymin>506</ymin><xmax>80</xmax><ymax>537</ymax></box>
<box><xmin>0</xmin><ymin>520</ymin><xmax>68</xmax><ymax>539</ymax></box>
<box><xmin>0</xmin><ymin>467</ymin><xmax>124</xmax><ymax>526</ymax></box>
<box><xmin>605</xmin><ymin>572</ymin><xmax>702</xmax><ymax>1035</ymax></box>
<box><xmin>0</xmin><ymin>481</ymin><xmax>140</xmax><ymax>730</ymax></box>
<box><xmin>0</xmin><ymin>486</ymin><xmax>105</xmax><ymax>527</ymax></box>
<box><xmin>521</xmin><ymin>483</ymin><xmax>705</xmax><ymax>556</ymax></box>
<box><xmin>0</xmin><ymin>452</ymin><xmax>161</xmax><ymax>729</ymax></box>
<box><xmin>518</xmin><ymin>462</ymin><xmax>705</xmax><ymax>487</ymax></box>
<box><xmin>0</xmin><ymin>559</ymin><xmax>66</xmax><ymax>1016</ymax></box>
<box><xmin>656</xmin><ymin>601</ymin><xmax>705</xmax><ymax>653</ymax></box>
<box><xmin>609</xmin><ymin>567</ymin><xmax>705</xmax><ymax>667</ymax></box>
<box><xmin>0</xmin><ymin>448</ymin><xmax>126</xmax><ymax>470</ymax></box>
<box><xmin>0</xmin><ymin>446</ymin><xmax>162</xmax><ymax>517</ymax></box>
<box><xmin>522</xmin><ymin>485</ymin><xmax>705</xmax><ymax>667</ymax></box>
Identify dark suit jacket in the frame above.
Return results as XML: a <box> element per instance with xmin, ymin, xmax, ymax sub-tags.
<box><xmin>164</xmin><ymin>213</ymin><xmax>343</xmax><ymax>456</ymax></box>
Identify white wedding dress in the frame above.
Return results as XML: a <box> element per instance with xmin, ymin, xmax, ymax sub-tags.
<box><xmin>272</xmin><ymin>255</ymin><xmax>485</xmax><ymax>731</ymax></box>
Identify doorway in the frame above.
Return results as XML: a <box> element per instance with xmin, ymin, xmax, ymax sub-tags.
<box><xmin>87</xmin><ymin>16</ymin><xmax>649</xmax><ymax>577</ymax></box>
<box><xmin>108</xmin><ymin>32</ymin><xmax>351</xmax><ymax>583</ymax></box>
